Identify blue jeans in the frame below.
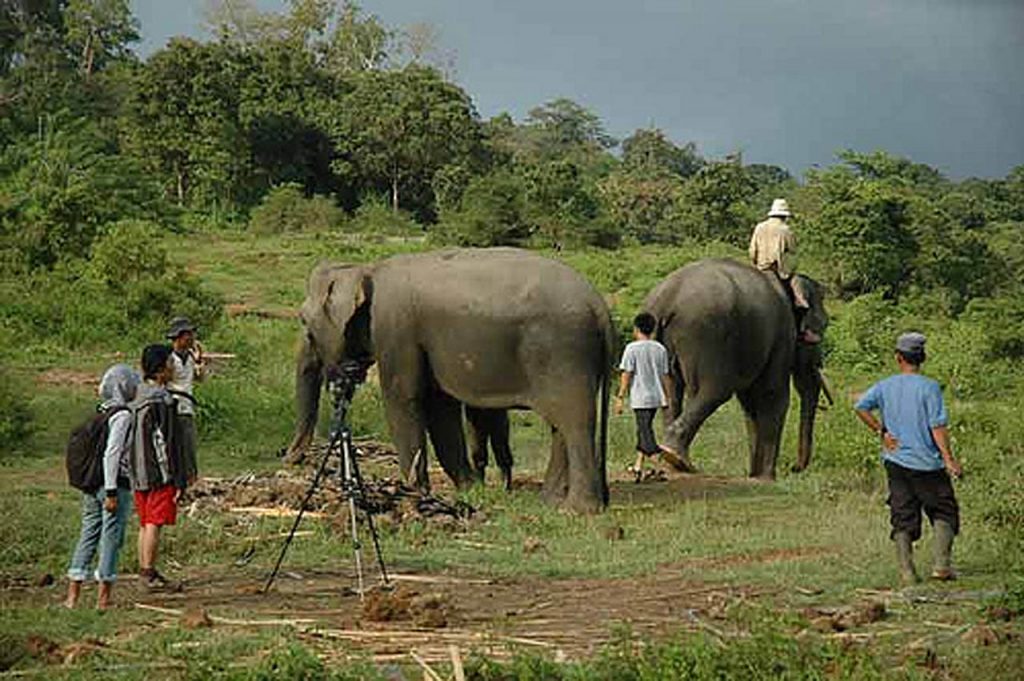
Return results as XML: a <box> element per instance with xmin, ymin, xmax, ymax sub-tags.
<box><xmin>67</xmin><ymin>487</ymin><xmax>132</xmax><ymax>583</ymax></box>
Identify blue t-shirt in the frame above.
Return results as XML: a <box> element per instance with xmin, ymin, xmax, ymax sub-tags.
<box><xmin>854</xmin><ymin>373</ymin><xmax>948</xmax><ymax>471</ymax></box>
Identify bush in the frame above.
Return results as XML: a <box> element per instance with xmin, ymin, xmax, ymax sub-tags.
<box><xmin>249</xmin><ymin>183</ymin><xmax>345</xmax><ymax>234</ymax></box>
<box><xmin>436</xmin><ymin>170</ymin><xmax>531</xmax><ymax>247</ymax></box>
<box><xmin>0</xmin><ymin>222</ymin><xmax>222</xmax><ymax>350</ymax></box>
<box><xmin>0</xmin><ymin>368</ymin><xmax>34</xmax><ymax>456</ymax></box>
<box><xmin>345</xmin><ymin>197</ymin><xmax>421</xmax><ymax>237</ymax></box>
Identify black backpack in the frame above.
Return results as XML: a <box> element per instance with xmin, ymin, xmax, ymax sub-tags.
<box><xmin>65</xmin><ymin>406</ymin><xmax>129</xmax><ymax>493</ymax></box>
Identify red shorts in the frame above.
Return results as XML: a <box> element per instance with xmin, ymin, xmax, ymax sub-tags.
<box><xmin>134</xmin><ymin>485</ymin><xmax>178</xmax><ymax>526</ymax></box>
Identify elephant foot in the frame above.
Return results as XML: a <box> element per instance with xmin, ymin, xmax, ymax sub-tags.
<box><xmin>282</xmin><ymin>446</ymin><xmax>307</xmax><ymax>466</ymax></box>
<box><xmin>540</xmin><ymin>483</ymin><xmax>568</xmax><ymax>507</ymax></box>
<box><xmin>660</xmin><ymin>447</ymin><xmax>697</xmax><ymax>474</ymax></box>
<box><xmin>563</xmin><ymin>491</ymin><xmax>605</xmax><ymax>515</ymax></box>
<box><xmin>790</xmin><ymin>462</ymin><xmax>808</xmax><ymax>474</ymax></box>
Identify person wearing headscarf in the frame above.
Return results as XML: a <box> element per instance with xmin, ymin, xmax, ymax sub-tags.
<box><xmin>65</xmin><ymin>364</ymin><xmax>139</xmax><ymax>609</ymax></box>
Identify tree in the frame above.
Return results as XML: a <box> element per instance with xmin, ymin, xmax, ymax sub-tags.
<box><xmin>674</xmin><ymin>157</ymin><xmax>757</xmax><ymax>243</ymax></box>
<box><xmin>125</xmin><ymin>38</ymin><xmax>254</xmax><ymax>208</ymax></box>
<box><xmin>800</xmin><ymin>166</ymin><xmax>917</xmax><ymax>297</ymax></box>
<box><xmin>523</xmin><ymin>98</ymin><xmax>617</xmax><ymax>157</ymax></box>
<box><xmin>64</xmin><ymin>0</ymin><xmax>138</xmax><ymax>78</ymax></box>
<box><xmin>328</xmin><ymin>65</ymin><xmax>482</xmax><ymax>217</ymax></box>
<box><xmin>438</xmin><ymin>169</ymin><xmax>530</xmax><ymax>247</ymax></box>
<box><xmin>621</xmin><ymin>128</ymin><xmax>702</xmax><ymax>179</ymax></box>
<box><xmin>322</xmin><ymin>0</ymin><xmax>391</xmax><ymax>74</ymax></box>
<box><xmin>597</xmin><ymin>170</ymin><xmax>682</xmax><ymax>244</ymax></box>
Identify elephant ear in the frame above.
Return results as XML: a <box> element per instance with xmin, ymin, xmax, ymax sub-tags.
<box><xmin>322</xmin><ymin>266</ymin><xmax>372</xmax><ymax>331</ymax></box>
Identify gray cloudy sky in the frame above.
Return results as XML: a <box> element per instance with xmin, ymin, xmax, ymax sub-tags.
<box><xmin>130</xmin><ymin>0</ymin><xmax>1024</xmax><ymax>179</ymax></box>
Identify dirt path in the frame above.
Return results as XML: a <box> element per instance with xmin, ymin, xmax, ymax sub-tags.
<box><xmin>121</xmin><ymin>563</ymin><xmax>775</xmax><ymax>664</ymax></box>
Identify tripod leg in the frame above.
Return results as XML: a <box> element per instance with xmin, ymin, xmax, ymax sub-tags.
<box><xmin>264</xmin><ymin>445</ymin><xmax>333</xmax><ymax>593</ymax></box>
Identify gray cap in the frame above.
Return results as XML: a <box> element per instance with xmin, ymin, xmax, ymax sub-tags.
<box><xmin>165</xmin><ymin>317</ymin><xmax>196</xmax><ymax>339</ymax></box>
<box><xmin>896</xmin><ymin>332</ymin><xmax>926</xmax><ymax>355</ymax></box>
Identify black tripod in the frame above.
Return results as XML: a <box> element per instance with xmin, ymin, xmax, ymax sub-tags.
<box><xmin>264</xmin><ymin>362</ymin><xmax>389</xmax><ymax>597</ymax></box>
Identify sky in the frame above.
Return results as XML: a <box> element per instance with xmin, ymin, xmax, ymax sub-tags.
<box><xmin>130</xmin><ymin>0</ymin><xmax>1024</xmax><ymax>180</ymax></box>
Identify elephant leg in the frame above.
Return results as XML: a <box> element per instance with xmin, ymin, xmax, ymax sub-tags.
<box><xmin>464</xmin><ymin>406</ymin><xmax>491</xmax><ymax>482</ymax></box>
<box><xmin>562</xmin><ymin>421</ymin><xmax>605</xmax><ymax>514</ymax></box>
<box><xmin>542</xmin><ymin>426</ymin><xmax>569</xmax><ymax>505</ymax></box>
<box><xmin>384</xmin><ymin>396</ymin><xmax>429</xmax><ymax>491</ymax></box>
<box><xmin>379</xmin><ymin>350</ymin><xmax>431</xmax><ymax>491</ymax></box>
<box><xmin>424</xmin><ymin>390</ymin><xmax>475</xmax><ymax>489</ymax></box>
<box><xmin>737</xmin><ymin>380</ymin><xmax>789</xmax><ymax>479</ymax></box>
<box><xmin>663</xmin><ymin>389</ymin><xmax>732</xmax><ymax>473</ymax></box>
<box><xmin>489</xmin><ymin>410</ymin><xmax>514</xmax><ymax>491</ymax></box>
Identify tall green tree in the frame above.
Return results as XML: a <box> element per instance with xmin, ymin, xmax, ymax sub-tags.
<box><xmin>64</xmin><ymin>0</ymin><xmax>138</xmax><ymax>78</ymax></box>
<box><xmin>621</xmin><ymin>127</ymin><xmax>702</xmax><ymax>179</ymax></box>
<box><xmin>328</xmin><ymin>65</ymin><xmax>482</xmax><ymax>217</ymax></box>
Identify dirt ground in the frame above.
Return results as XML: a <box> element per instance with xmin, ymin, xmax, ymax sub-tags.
<box><xmin>0</xmin><ymin>444</ymin><xmax>865</xmax><ymax>668</ymax></box>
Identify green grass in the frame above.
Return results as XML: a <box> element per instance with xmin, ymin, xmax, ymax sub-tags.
<box><xmin>2</xmin><ymin>231</ymin><xmax>1022</xmax><ymax>678</ymax></box>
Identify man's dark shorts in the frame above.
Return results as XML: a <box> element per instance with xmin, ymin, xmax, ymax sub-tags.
<box><xmin>633</xmin><ymin>408</ymin><xmax>660</xmax><ymax>456</ymax></box>
<box><xmin>885</xmin><ymin>460</ymin><xmax>960</xmax><ymax>541</ymax></box>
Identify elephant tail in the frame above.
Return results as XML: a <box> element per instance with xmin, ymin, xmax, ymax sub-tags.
<box><xmin>598</xmin><ymin>316</ymin><xmax>614</xmax><ymax>506</ymax></box>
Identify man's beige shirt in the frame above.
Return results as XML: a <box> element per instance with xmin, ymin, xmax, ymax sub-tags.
<box><xmin>749</xmin><ymin>217</ymin><xmax>798</xmax><ymax>279</ymax></box>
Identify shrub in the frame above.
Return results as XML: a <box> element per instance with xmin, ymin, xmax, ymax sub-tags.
<box><xmin>0</xmin><ymin>222</ymin><xmax>222</xmax><ymax>351</ymax></box>
<box><xmin>345</xmin><ymin>197</ymin><xmax>421</xmax><ymax>237</ymax></box>
<box><xmin>0</xmin><ymin>368</ymin><xmax>34</xmax><ymax>456</ymax></box>
<box><xmin>249</xmin><ymin>183</ymin><xmax>344</xmax><ymax>234</ymax></box>
<box><xmin>436</xmin><ymin>170</ymin><xmax>532</xmax><ymax>247</ymax></box>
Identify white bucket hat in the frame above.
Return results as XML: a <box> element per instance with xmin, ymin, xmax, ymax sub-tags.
<box><xmin>768</xmin><ymin>198</ymin><xmax>791</xmax><ymax>218</ymax></box>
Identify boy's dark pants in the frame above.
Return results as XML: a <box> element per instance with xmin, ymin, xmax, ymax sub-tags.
<box><xmin>885</xmin><ymin>460</ymin><xmax>959</xmax><ymax>541</ymax></box>
<box><xmin>633</xmin><ymin>408</ymin><xmax>660</xmax><ymax>455</ymax></box>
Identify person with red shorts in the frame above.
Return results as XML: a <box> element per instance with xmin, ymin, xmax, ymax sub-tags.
<box><xmin>130</xmin><ymin>344</ymin><xmax>188</xmax><ymax>590</ymax></box>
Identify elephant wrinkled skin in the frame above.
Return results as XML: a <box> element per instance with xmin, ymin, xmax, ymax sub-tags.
<box><xmin>286</xmin><ymin>248</ymin><xmax>614</xmax><ymax>513</ymax></box>
<box><xmin>644</xmin><ymin>258</ymin><xmax>828</xmax><ymax>478</ymax></box>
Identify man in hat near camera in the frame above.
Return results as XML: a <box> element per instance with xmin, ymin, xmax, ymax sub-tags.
<box><xmin>854</xmin><ymin>332</ymin><xmax>963</xmax><ymax>584</ymax></box>
<box><xmin>749</xmin><ymin>198</ymin><xmax>817</xmax><ymax>342</ymax></box>
<box><xmin>166</xmin><ymin>317</ymin><xmax>205</xmax><ymax>485</ymax></box>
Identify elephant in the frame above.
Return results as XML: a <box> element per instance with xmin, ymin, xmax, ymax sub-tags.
<box><xmin>284</xmin><ymin>248</ymin><xmax>615</xmax><ymax>513</ymax></box>
<box><xmin>465</xmin><ymin>406</ymin><xmax>514</xmax><ymax>491</ymax></box>
<box><xmin>643</xmin><ymin>258</ymin><xmax>828</xmax><ymax>478</ymax></box>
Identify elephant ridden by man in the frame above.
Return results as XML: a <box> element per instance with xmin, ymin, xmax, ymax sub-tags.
<box><xmin>284</xmin><ymin>248</ymin><xmax>615</xmax><ymax>514</ymax></box>
<box><xmin>644</xmin><ymin>257</ymin><xmax>829</xmax><ymax>478</ymax></box>
<box><xmin>749</xmin><ymin>198</ymin><xmax>820</xmax><ymax>344</ymax></box>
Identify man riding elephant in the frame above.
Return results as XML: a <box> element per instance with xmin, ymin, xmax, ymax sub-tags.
<box><xmin>749</xmin><ymin>198</ymin><xmax>819</xmax><ymax>343</ymax></box>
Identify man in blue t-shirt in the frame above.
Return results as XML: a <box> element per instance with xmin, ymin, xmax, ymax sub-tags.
<box><xmin>854</xmin><ymin>332</ymin><xmax>963</xmax><ymax>584</ymax></box>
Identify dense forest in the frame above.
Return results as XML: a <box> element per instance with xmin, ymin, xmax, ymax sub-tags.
<box><xmin>2</xmin><ymin>0</ymin><xmax>1023</xmax><ymax>446</ymax></box>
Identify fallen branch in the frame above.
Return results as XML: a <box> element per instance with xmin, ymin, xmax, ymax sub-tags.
<box><xmin>450</xmin><ymin>645</ymin><xmax>466</xmax><ymax>681</ymax></box>
<box><xmin>229</xmin><ymin>506</ymin><xmax>326</xmax><ymax>518</ymax></box>
<box><xmin>409</xmin><ymin>651</ymin><xmax>443</xmax><ymax>681</ymax></box>
<box><xmin>134</xmin><ymin>603</ymin><xmax>316</xmax><ymax>627</ymax></box>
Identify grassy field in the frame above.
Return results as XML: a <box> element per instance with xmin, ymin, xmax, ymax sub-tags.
<box><xmin>1</xmin><ymin>232</ymin><xmax>1022</xmax><ymax>679</ymax></box>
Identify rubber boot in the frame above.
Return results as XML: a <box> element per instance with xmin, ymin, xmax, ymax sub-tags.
<box><xmin>894</xmin><ymin>532</ymin><xmax>919</xmax><ymax>585</ymax></box>
<box><xmin>930</xmin><ymin>521</ymin><xmax>956</xmax><ymax>581</ymax></box>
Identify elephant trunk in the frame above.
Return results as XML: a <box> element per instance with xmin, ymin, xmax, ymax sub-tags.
<box><xmin>284</xmin><ymin>335</ymin><xmax>323</xmax><ymax>464</ymax></box>
<box><xmin>792</xmin><ymin>344</ymin><xmax>823</xmax><ymax>473</ymax></box>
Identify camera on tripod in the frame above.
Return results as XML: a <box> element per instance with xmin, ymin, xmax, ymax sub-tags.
<box><xmin>264</xmin><ymin>355</ymin><xmax>389</xmax><ymax>597</ymax></box>
<box><xmin>326</xmin><ymin>359</ymin><xmax>370</xmax><ymax>406</ymax></box>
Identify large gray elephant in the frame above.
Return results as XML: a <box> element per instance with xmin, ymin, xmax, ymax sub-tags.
<box><xmin>285</xmin><ymin>248</ymin><xmax>614</xmax><ymax>513</ymax></box>
<box><xmin>643</xmin><ymin>258</ymin><xmax>828</xmax><ymax>478</ymax></box>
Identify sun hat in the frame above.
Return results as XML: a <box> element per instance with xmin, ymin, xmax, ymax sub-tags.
<box><xmin>768</xmin><ymin>198</ymin><xmax>791</xmax><ymax>218</ymax></box>
<box><xmin>165</xmin><ymin>317</ymin><xmax>196</xmax><ymax>340</ymax></box>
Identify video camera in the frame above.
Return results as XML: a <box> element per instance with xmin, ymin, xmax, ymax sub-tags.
<box><xmin>325</xmin><ymin>359</ymin><xmax>371</xmax><ymax>406</ymax></box>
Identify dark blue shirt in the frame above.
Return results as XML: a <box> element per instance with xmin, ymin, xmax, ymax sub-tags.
<box><xmin>855</xmin><ymin>373</ymin><xmax>948</xmax><ymax>471</ymax></box>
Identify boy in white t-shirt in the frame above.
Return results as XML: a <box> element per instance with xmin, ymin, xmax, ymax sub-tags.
<box><xmin>615</xmin><ymin>312</ymin><xmax>673</xmax><ymax>482</ymax></box>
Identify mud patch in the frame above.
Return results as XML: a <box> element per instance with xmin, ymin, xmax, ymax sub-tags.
<box><xmin>35</xmin><ymin>368</ymin><xmax>98</xmax><ymax>388</ymax></box>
